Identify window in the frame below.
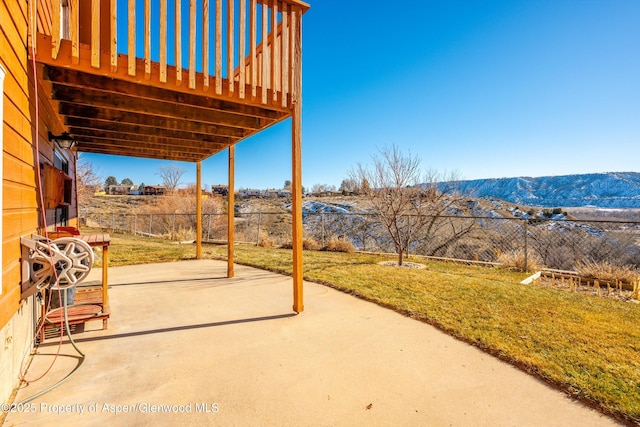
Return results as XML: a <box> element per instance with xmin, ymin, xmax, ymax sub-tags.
<box><xmin>52</xmin><ymin>151</ymin><xmax>71</xmax><ymax>226</ymax></box>
<box><xmin>54</xmin><ymin>149</ymin><xmax>69</xmax><ymax>174</ymax></box>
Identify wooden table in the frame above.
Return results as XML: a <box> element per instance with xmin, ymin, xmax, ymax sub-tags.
<box><xmin>79</xmin><ymin>233</ymin><xmax>111</xmax><ymax>327</ymax></box>
<box><xmin>40</xmin><ymin>233</ymin><xmax>111</xmax><ymax>340</ymax></box>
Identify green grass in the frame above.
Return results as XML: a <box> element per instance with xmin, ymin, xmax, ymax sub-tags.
<box><xmin>90</xmin><ymin>230</ymin><xmax>640</xmax><ymax>424</ymax></box>
<box><xmin>88</xmin><ymin>230</ymin><xmax>196</xmax><ymax>267</ymax></box>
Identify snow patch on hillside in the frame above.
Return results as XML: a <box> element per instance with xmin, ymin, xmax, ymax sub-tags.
<box><xmin>446</xmin><ymin>172</ymin><xmax>640</xmax><ymax>208</ymax></box>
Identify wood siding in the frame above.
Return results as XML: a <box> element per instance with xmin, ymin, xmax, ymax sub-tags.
<box><xmin>1</xmin><ymin>0</ymin><xmax>78</xmax><ymax>329</ymax></box>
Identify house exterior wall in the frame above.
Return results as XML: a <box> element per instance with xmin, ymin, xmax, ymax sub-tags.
<box><xmin>1</xmin><ymin>0</ymin><xmax>78</xmax><ymax>405</ymax></box>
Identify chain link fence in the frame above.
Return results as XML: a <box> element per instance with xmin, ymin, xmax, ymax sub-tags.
<box><xmin>80</xmin><ymin>209</ymin><xmax>640</xmax><ymax>271</ymax></box>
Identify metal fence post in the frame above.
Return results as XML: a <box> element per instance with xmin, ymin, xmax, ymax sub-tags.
<box><xmin>134</xmin><ymin>214</ymin><xmax>137</xmax><ymax>235</ymax></box>
<box><xmin>207</xmin><ymin>214</ymin><xmax>212</xmax><ymax>241</ymax></box>
<box><xmin>257</xmin><ymin>212</ymin><xmax>262</xmax><ymax>244</ymax></box>
<box><xmin>111</xmin><ymin>212</ymin><xmax>115</xmax><ymax>232</ymax></box>
<box><xmin>321</xmin><ymin>213</ymin><xmax>325</xmax><ymax>247</ymax></box>
<box><xmin>149</xmin><ymin>214</ymin><xmax>153</xmax><ymax>237</ymax></box>
<box><xmin>523</xmin><ymin>219</ymin><xmax>528</xmax><ymax>272</ymax></box>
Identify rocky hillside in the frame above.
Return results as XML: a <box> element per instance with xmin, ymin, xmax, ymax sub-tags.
<box><xmin>447</xmin><ymin>172</ymin><xmax>640</xmax><ymax>208</ymax></box>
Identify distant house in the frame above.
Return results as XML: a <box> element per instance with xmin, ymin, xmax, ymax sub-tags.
<box><xmin>143</xmin><ymin>185</ymin><xmax>167</xmax><ymax>196</ymax></box>
<box><xmin>309</xmin><ymin>190</ymin><xmax>341</xmax><ymax>197</ymax></box>
<box><xmin>175</xmin><ymin>187</ymin><xmax>211</xmax><ymax>198</ymax></box>
<box><xmin>238</xmin><ymin>189</ymin><xmax>264</xmax><ymax>198</ymax></box>
<box><xmin>108</xmin><ymin>184</ymin><xmax>133</xmax><ymax>195</ymax></box>
<box><xmin>129</xmin><ymin>185</ymin><xmax>142</xmax><ymax>195</ymax></box>
<box><xmin>212</xmin><ymin>185</ymin><xmax>229</xmax><ymax>196</ymax></box>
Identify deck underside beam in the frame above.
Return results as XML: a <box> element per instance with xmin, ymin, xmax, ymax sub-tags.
<box><xmin>36</xmin><ymin>50</ymin><xmax>291</xmax><ymax>162</ymax></box>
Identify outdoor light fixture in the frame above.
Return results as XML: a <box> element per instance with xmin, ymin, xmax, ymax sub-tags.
<box><xmin>48</xmin><ymin>131</ymin><xmax>76</xmax><ymax>150</ymax></box>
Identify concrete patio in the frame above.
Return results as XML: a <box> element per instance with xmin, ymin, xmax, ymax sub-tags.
<box><xmin>4</xmin><ymin>260</ymin><xmax>619</xmax><ymax>426</ymax></box>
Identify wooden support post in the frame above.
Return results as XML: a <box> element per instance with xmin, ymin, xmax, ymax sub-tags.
<box><xmin>227</xmin><ymin>146</ymin><xmax>235</xmax><ymax>278</ymax></box>
<box><xmin>291</xmin><ymin>6</ymin><xmax>303</xmax><ymax>313</ymax></box>
<box><xmin>102</xmin><ymin>244</ymin><xmax>109</xmax><ymax>320</ymax></box>
<box><xmin>291</xmin><ymin>109</ymin><xmax>303</xmax><ymax>313</ymax></box>
<box><xmin>196</xmin><ymin>161</ymin><xmax>202</xmax><ymax>259</ymax></box>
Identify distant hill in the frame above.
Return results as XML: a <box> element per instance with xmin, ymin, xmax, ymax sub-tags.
<box><xmin>446</xmin><ymin>172</ymin><xmax>640</xmax><ymax>208</ymax></box>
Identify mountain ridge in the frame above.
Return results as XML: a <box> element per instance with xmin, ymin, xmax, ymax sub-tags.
<box><xmin>446</xmin><ymin>172</ymin><xmax>640</xmax><ymax>208</ymax></box>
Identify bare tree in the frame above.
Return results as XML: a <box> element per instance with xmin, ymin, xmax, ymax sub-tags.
<box><xmin>157</xmin><ymin>164</ymin><xmax>187</xmax><ymax>192</ymax></box>
<box><xmin>76</xmin><ymin>155</ymin><xmax>102</xmax><ymax>207</ymax></box>
<box><xmin>353</xmin><ymin>145</ymin><xmax>469</xmax><ymax>266</ymax></box>
<box><xmin>411</xmin><ymin>169</ymin><xmax>475</xmax><ymax>258</ymax></box>
<box><xmin>310</xmin><ymin>183</ymin><xmax>336</xmax><ymax>194</ymax></box>
<box><xmin>339</xmin><ymin>178</ymin><xmax>359</xmax><ymax>194</ymax></box>
<box><xmin>104</xmin><ymin>175</ymin><xmax>118</xmax><ymax>188</ymax></box>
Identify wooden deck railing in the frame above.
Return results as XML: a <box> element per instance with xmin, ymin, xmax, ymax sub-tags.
<box><xmin>36</xmin><ymin>0</ymin><xmax>308</xmax><ymax>109</ymax></box>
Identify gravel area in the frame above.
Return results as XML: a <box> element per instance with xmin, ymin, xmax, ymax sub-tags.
<box><xmin>378</xmin><ymin>261</ymin><xmax>426</xmax><ymax>269</ymax></box>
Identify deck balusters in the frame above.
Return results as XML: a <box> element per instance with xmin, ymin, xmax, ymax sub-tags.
<box><xmin>40</xmin><ymin>0</ymin><xmax>306</xmax><ymax>110</ymax></box>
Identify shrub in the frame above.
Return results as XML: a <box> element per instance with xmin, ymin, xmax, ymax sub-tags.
<box><xmin>167</xmin><ymin>227</ymin><xmax>195</xmax><ymax>242</ymax></box>
<box><xmin>303</xmin><ymin>237</ymin><xmax>321</xmax><ymax>250</ymax></box>
<box><xmin>322</xmin><ymin>237</ymin><xmax>355</xmax><ymax>254</ymax></box>
<box><xmin>497</xmin><ymin>249</ymin><xmax>543</xmax><ymax>273</ymax></box>
<box><xmin>278</xmin><ymin>237</ymin><xmax>321</xmax><ymax>250</ymax></box>
<box><xmin>257</xmin><ymin>234</ymin><xmax>275</xmax><ymax>248</ymax></box>
<box><xmin>575</xmin><ymin>260</ymin><xmax>638</xmax><ymax>284</ymax></box>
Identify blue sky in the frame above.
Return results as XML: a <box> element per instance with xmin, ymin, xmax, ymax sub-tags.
<box><xmin>84</xmin><ymin>0</ymin><xmax>640</xmax><ymax>190</ymax></box>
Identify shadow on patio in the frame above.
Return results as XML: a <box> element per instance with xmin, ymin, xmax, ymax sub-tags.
<box><xmin>5</xmin><ymin>260</ymin><xmax>618</xmax><ymax>426</ymax></box>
